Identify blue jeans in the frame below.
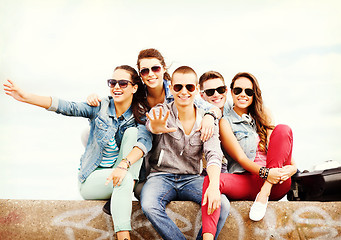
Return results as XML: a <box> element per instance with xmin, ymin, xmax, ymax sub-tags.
<box><xmin>140</xmin><ymin>174</ymin><xmax>229</xmax><ymax>240</ymax></box>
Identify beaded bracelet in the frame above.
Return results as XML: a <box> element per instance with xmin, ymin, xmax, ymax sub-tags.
<box><xmin>121</xmin><ymin>157</ymin><xmax>131</xmax><ymax>168</ymax></box>
<box><xmin>116</xmin><ymin>166</ymin><xmax>128</xmax><ymax>171</ymax></box>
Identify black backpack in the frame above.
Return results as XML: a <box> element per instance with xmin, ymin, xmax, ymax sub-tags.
<box><xmin>287</xmin><ymin>167</ymin><xmax>341</xmax><ymax>201</ymax></box>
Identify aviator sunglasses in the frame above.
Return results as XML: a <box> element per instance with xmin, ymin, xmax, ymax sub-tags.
<box><xmin>202</xmin><ymin>86</ymin><xmax>226</xmax><ymax>97</ymax></box>
<box><xmin>107</xmin><ymin>79</ymin><xmax>135</xmax><ymax>88</ymax></box>
<box><xmin>232</xmin><ymin>87</ymin><xmax>254</xmax><ymax>97</ymax></box>
<box><xmin>140</xmin><ymin>66</ymin><xmax>162</xmax><ymax>77</ymax></box>
<box><xmin>172</xmin><ymin>84</ymin><xmax>196</xmax><ymax>92</ymax></box>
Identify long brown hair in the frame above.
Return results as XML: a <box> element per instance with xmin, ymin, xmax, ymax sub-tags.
<box><xmin>230</xmin><ymin>72</ymin><xmax>274</xmax><ymax>152</ymax></box>
<box><xmin>114</xmin><ymin>65</ymin><xmax>148</xmax><ymax>124</ymax></box>
<box><xmin>137</xmin><ymin>48</ymin><xmax>171</xmax><ymax>81</ymax></box>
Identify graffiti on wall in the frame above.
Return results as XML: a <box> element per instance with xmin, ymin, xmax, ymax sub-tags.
<box><xmin>51</xmin><ymin>204</ymin><xmax>341</xmax><ymax>240</ymax></box>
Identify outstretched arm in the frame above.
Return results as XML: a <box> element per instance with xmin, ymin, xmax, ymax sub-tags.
<box><xmin>3</xmin><ymin>79</ymin><xmax>52</xmax><ymax>109</ymax></box>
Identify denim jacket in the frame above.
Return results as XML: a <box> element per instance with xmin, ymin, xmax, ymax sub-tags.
<box><xmin>47</xmin><ymin>96</ymin><xmax>152</xmax><ymax>183</ymax></box>
<box><xmin>223</xmin><ymin>108</ymin><xmax>258</xmax><ymax>174</ymax></box>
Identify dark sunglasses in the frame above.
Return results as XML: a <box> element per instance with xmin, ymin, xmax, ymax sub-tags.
<box><xmin>202</xmin><ymin>86</ymin><xmax>226</xmax><ymax>97</ymax></box>
<box><xmin>107</xmin><ymin>79</ymin><xmax>135</xmax><ymax>88</ymax></box>
<box><xmin>140</xmin><ymin>66</ymin><xmax>162</xmax><ymax>77</ymax></box>
<box><xmin>232</xmin><ymin>87</ymin><xmax>254</xmax><ymax>97</ymax></box>
<box><xmin>173</xmin><ymin>84</ymin><xmax>196</xmax><ymax>92</ymax></box>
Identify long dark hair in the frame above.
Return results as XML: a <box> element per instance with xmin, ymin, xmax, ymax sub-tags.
<box><xmin>230</xmin><ymin>72</ymin><xmax>274</xmax><ymax>152</ymax></box>
<box><xmin>137</xmin><ymin>48</ymin><xmax>171</xmax><ymax>81</ymax></box>
<box><xmin>114</xmin><ymin>65</ymin><xmax>148</xmax><ymax>124</ymax></box>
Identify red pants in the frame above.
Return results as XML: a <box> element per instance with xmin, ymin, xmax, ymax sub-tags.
<box><xmin>202</xmin><ymin>124</ymin><xmax>293</xmax><ymax>236</ymax></box>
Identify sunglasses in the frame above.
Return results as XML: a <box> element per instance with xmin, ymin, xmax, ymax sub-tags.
<box><xmin>202</xmin><ymin>86</ymin><xmax>226</xmax><ymax>97</ymax></box>
<box><xmin>140</xmin><ymin>66</ymin><xmax>162</xmax><ymax>77</ymax></box>
<box><xmin>107</xmin><ymin>79</ymin><xmax>135</xmax><ymax>88</ymax></box>
<box><xmin>232</xmin><ymin>87</ymin><xmax>254</xmax><ymax>97</ymax></box>
<box><xmin>172</xmin><ymin>84</ymin><xmax>196</xmax><ymax>92</ymax></box>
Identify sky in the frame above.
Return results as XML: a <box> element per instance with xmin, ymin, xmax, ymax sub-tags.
<box><xmin>0</xmin><ymin>0</ymin><xmax>340</xmax><ymax>200</ymax></box>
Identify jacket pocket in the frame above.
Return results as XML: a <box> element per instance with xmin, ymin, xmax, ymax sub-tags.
<box><xmin>234</xmin><ymin>131</ymin><xmax>248</xmax><ymax>141</ymax></box>
<box><xmin>188</xmin><ymin>133</ymin><xmax>203</xmax><ymax>155</ymax></box>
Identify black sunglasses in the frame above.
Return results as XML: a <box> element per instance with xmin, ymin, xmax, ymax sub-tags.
<box><xmin>107</xmin><ymin>79</ymin><xmax>135</xmax><ymax>88</ymax></box>
<box><xmin>232</xmin><ymin>87</ymin><xmax>254</xmax><ymax>97</ymax></box>
<box><xmin>173</xmin><ymin>84</ymin><xmax>196</xmax><ymax>92</ymax></box>
<box><xmin>140</xmin><ymin>66</ymin><xmax>162</xmax><ymax>77</ymax></box>
<box><xmin>202</xmin><ymin>86</ymin><xmax>226</xmax><ymax>97</ymax></box>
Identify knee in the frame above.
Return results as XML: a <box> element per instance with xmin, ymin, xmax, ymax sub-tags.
<box><xmin>273</xmin><ymin>124</ymin><xmax>293</xmax><ymax>139</ymax></box>
<box><xmin>140</xmin><ymin>191</ymin><xmax>161</xmax><ymax>216</ymax></box>
<box><xmin>122</xmin><ymin>127</ymin><xmax>138</xmax><ymax>141</ymax></box>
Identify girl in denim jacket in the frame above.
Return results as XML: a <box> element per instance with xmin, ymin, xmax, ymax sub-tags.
<box><xmin>201</xmin><ymin>72</ymin><xmax>297</xmax><ymax>240</ymax></box>
<box><xmin>4</xmin><ymin>65</ymin><xmax>152</xmax><ymax>240</ymax></box>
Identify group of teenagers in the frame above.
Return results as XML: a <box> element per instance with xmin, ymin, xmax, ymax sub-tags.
<box><xmin>4</xmin><ymin>48</ymin><xmax>297</xmax><ymax>240</ymax></box>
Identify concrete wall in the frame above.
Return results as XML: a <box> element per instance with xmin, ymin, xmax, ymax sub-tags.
<box><xmin>1</xmin><ymin>199</ymin><xmax>340</xmax><ymax>239</ymax></box>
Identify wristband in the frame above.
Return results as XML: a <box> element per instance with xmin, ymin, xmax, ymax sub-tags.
<box><xmin>204</xmin><ymin>111</ymin><xmax>217</xmax><ymax>120</ymax></box>
<box><xmin>259</xmin><ymin>167</ymin><xmax>270</xmax><ymax>179</ymax></box>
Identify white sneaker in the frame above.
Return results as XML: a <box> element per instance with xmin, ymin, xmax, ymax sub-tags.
<box><xmin>249</xmin><ymin>194</ymin><xmax>268</xmax><ymax>221</ymax></box>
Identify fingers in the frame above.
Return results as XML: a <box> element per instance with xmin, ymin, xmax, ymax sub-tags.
<box><xmin>146</xmin><ymin>112</ymin><xmax>152</xmax><ymax>121</ymax></box>
<box><xmin>200</xmin><ymin>126</ymin><xmax>214</xmax><ymax>142</ymax></box>
<box><xmin>207</xmin><ymin>198</ymin><xmax>220</xmax><ymax>215</ymax></box>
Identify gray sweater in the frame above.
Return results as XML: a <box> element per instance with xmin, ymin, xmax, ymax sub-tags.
<box><xmin>145</xmin><ymin>102</ymin><xmax>222</xmax><ymax>175</ymax></box>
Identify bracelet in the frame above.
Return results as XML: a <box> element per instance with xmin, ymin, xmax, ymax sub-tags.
<box><xmin>116</xmin><ymin>166</ymin><xmax>128</xmax><ymax>171</ymax></box>
<box><xmin>259</xmin><ymin>167</ymin><xmax>270</xmax><ymax>179</ymax></box>
<box><xmin>204</xmin><ymin>111</ymin><xmax>217</xmax><ymax>120</ymax></box>
<box><xmin>121</xmin><ymin>157</ymin><xmax>131</xmax><ymax>168</ymax></box>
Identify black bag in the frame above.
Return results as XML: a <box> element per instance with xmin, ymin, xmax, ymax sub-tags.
<box><xmin>287</xmin><ymin>166</ymin><xmax>341</xmax><ymax>201</ymax></box>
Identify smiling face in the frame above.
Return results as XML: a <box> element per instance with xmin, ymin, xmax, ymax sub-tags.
<box><xmin>109</xmin><ymin>69</ymin><xmax>137</xmax><ymax>104</ymax></box>
<box><xmin>231</xmin><ymin>77</ymin><xmax>254</xmax><ymax>115</ymax></box>
<box><xmin>170</xmin><ymin>72</ymin><xmax>198</xmax><ymax>108</ymax></box>
<box><xmin>200</xmin><ymin>78</ymin><xmax>227</xmax><ymax>110</ymax></box>
<box><xmin>138</xmin><ymin>58</ymin><xmax>166</xmax><ymax>89</ymax></box>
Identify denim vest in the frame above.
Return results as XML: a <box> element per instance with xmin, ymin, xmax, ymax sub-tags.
<box><xmin>223</xmin><ymin>108</ymin><xmax>258</xmax><ymax>174</ymax></box>
<box><xmin>47</xmin><ymin>96</ymin><xmax>152</xmax><ymax>183</ymax></box>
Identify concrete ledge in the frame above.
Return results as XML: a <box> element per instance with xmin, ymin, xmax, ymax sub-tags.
<box><xmin>1</xmin><ymin>199</ymin><xmax>340</xmax><ymax>239</ymax></box>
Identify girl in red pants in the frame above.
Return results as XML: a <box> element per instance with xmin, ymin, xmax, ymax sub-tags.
<box><xmin>201</xmin><ymin>72</ymin><xmax>297</xmax><ymax>240</ymax></box>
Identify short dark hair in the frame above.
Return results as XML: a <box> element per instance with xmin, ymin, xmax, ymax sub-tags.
<box><xmin>171</xmin><ymin>66</ymin><xmax>197</xmax><ymax>83</ymax></box>
<box><xmin>199</xmin><ymin>71</ymin><xmax>225</xmax><ymax>90</ymax></box>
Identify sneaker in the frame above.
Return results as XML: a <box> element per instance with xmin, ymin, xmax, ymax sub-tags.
<box><xmin>102</xmin><ymin>199</ymin><xmax>111</xmax><ymax>215</ymax></box>
<box><xmin>249</xmin><ymin>193</ymin><xmax>268</xmax><ymax>221</ymax></box>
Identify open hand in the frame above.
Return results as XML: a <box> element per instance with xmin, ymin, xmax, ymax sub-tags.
<box><xmin>3</xmin><ymin>79</ymin><xmax>28</xmax><ymax>102</ymax></box>
<box><xmin>146</xmin><ymin>107</ymin><xmax>176</xmax><ymax>134</ymax></box>
<box><xmin>202</xmin><ymin>185</ymin><xmax>221</xmax><ymax>215</ymax></box>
